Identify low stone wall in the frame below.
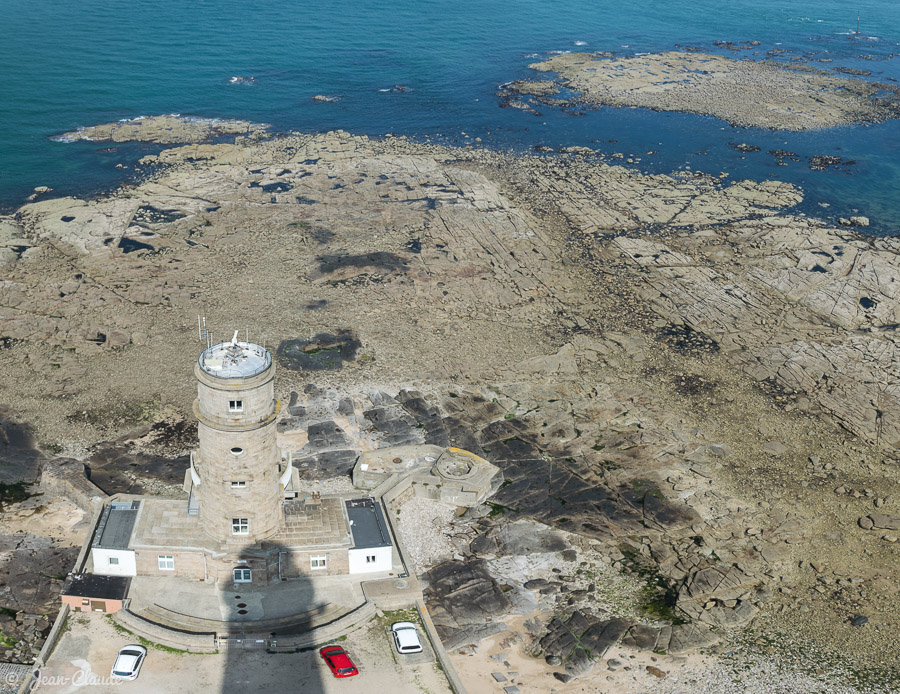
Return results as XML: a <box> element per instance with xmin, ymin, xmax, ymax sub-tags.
<box><xmin>14</xmin><ymin>502</ymin><xmax>102</xmax><ymax>694</ymax></box>
<box><xmin>373</xmin><ymin>474</ymin><xmax>415</xmax><ymax>577</ymax></box>
<box><xmin>113</xmin><ymin>609</ymin><xmax>218</xmax><ymax>653</ymax></box>
<box><xmin>265</xmin><ymin>602</ymin><xmax>378</xmax><ymax>652</ymax></box>
<box><xmin>40</xmin><ymin>459</ymin><xmax>106</xmax><ymax>513</ymax></box>
<box><xmin>113</xmin><ymin>601</ymin><xmax>378</xmax><ymax>654</ymax></box>
<box><xmin>417</xmin><ymin>599</ymin><xmax>467</xmax><ymax>694</ymax></box>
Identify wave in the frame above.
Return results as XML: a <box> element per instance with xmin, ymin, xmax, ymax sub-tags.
<box><xmin>50</xmin><ymin>132</ymin><xmax>88</xmax><ymax>143</ymax></box>
<box><xmin>574</xmin><ymin>40</ymin><xmax>587</xmax><ymax>46</ymax></box>
<box><xmin>835</xmin><ymin>31</ymin><xmax>880</xmax><ymax>40</ymax></box>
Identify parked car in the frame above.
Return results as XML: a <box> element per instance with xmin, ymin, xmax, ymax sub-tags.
<box><xmin>110</xmin><ymin>645</ymin><xmax>147</xmax><ymax>681</ymax></box>
<box><xmin>391</xmin><ymin>622</ymin><xmax>423</xmax><ymax>654</ymax></box>
<box><xmin>319</xmin><ymin>645</ymin><xmax>359</xmax><ymax>678</ymax></box>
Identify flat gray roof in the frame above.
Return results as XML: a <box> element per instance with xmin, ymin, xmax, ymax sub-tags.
<box><xmin>345</xmin><ymin>498</ymin><xmax>392</xmax><ymax>550</ymax></box>
<box><xmin>62</xmin><ymin>573</ymin><xmax>130</xmax><ymax>601</ymax></box>
<box><xmin>92</xmin><ymin>500</ymin><xmax>140</xmax><ymax>550</ymax></box>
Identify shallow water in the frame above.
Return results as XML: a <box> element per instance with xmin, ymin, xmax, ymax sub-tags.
<box><xmin>1</xmin><ymin>0</ymin><xmax>898</xmax><ymax>229</ymax></box>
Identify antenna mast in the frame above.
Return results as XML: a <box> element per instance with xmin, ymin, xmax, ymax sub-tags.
<box><xmin>198</xmin><ymin>315</ymin><xmax>211</xmax><ymax>349</ymax></box>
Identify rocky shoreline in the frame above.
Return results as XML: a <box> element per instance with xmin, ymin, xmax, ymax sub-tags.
<box><xmin>503</xmin><ymin>51</ymin><xmax>900</xmax><ymax>130</ymax></box>
<box><xmin>0</xmin><ymin>130</ymin><xmax>898</xmax><ymax>689</ymax></box>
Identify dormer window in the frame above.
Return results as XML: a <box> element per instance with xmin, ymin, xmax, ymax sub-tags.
<box><xmin>228</xmin><ymin>400</ymin><xmax>243</xmax><ymax>413</ymax></box>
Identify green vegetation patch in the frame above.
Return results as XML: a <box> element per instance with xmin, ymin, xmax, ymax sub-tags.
<box><xmin>105</xmin><ymin>616</ymin><xmax>194</xmax><ymax>655</ymax></box>
<box><xmin>488</xmin><ymin>502</ymin><xmax>512</xmax><ymax>518</ymax></box>
<box><xmin>0</xmin><ymin>482</ymin><xmax>32</xmax><ymax>510</ymax></box>
<box><xmin>618</xmin><ymin>544</ymin><xmax>685</xmax><ymax>625</ymax></box>
<box><xmin>71</xmin><ymin>399</ymin><xmax>160</xmax><ymax>431</ymax></box>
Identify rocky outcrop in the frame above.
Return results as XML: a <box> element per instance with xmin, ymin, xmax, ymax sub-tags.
<box><xmin>520</xmin><ymin>51</ymin><xmax>900</xmax><ymax>130</ymax></box>
<box><xmin>540</xmin><ymin>611</ymin><xmax>633</xmax><ymax>681</ymax></box>
<box><xmin>423</xmin><ymin>559</ymin><xmax>511</xmax><ymax>650</ymax></box>
<box><xmin>1</xmin><ymin>132</ymin><xmax>897</xmax><ymax>680</ymax></box>
<box><xmin>53</xmin><ymin>114</ymin><xmax>269</xmax><ymax>144</ymax></box>
<box><xmin>0</xmin><ymin>533</ymin><xmax>79</xmax><ymax>663</ymax></box>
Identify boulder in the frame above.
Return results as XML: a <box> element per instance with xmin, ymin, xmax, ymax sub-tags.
<box><xmin>867</xmin><ymin>514</ymin><xmax>900</xmax><ymax>531</ymax></box>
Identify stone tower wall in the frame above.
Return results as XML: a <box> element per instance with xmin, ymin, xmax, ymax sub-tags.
<box><xmin>194</xmin><ymin>363</ymin><xmax>275</xmax><ymax>428</ymax></box>
<box><xmin>193</xmin><ymin>359</ymin><xmax>283</xmax><ymax>544</ymax></box>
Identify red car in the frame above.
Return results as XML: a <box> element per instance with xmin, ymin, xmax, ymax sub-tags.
<box><xmin>319</xmin><ymin>645</ymin><xmax>359</xmax><ymax>678</ymax></box>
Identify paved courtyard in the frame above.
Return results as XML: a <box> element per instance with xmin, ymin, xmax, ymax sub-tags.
<box><xmin>126</xmin><ymin>573</ymin><xmax>367</xmax><ymax>622</ymax></box>
<box><xmin>35</xmin><ymin>611</ymin><xmax>450</xmax><ymax>694</ymax></box>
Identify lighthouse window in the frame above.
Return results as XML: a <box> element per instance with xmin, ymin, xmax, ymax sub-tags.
<box><xmin>232</xmin><ymin>518</ymin><xmax>249</xmax><ymax>535</ymax></box>
<box><xmin>230</xmin><ymin>447</ymin><xmax>244</xmax><ymax>456</ymax></box>
<box><xmin>231</xmin><ymin>481</ymin><xmax>247</xmax><ymax>488</ymax></box>
<box><xmin>310</xmin><ymin>555</ymin><xmax>327</xmax><ymax>570</ymax></box>
<box><xmin>228</xmin><ymin>400</ymin><xmax>243</xmax><ymax>413</ymax></box>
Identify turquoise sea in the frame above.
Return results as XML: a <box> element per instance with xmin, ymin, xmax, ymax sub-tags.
<box><xmin>1</xmin><ymin>0</ymin><xmax>899</xmax><ymax>230</ymax></box>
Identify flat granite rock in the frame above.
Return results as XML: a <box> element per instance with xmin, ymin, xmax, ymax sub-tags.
<box><xmin>540</xmin><ymin>612</ymin><xmax>633</xmax><ymax>679</ymax></box>
<box><xmin>424</xmin><ymin>559</ymin><xmax>512</xmax><ymax>650</ymax></box>
<box><xmin>53</xmin><ymin>114</ymin><xmax>269</xmax><ymax>144</ymax></box>
<box><xmin>525</xmin><ymin>51</ymin><xmax>900</xmax><ymax>131</ymax></box>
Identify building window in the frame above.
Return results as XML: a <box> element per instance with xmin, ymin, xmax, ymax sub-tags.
<box><xmin>365</xmin><ymin>555</ymin><xmax>376</xmax><ymax>564</ymax></box>
<box><xmin>109</xmin><ymin>557</ymin><xmax>120</xmax><ymax>566</ymax></box>
<box><xmin>310</xmin><ymin>555</ymin><xmax>327</xmax><ymax>570</ymax></box>
<box><xmin>230</xmin><ymin>447</ymin><xmax>244</xmax><ymax>456</ymax></box>
<box><xmin>231</xmin><ymin>481</ymin><xmax>246</xmax><ymax>488</ymax></box>
<box><xmin>232</xmin><ymin>518</ymin><xmax>249</xmax><ymax>535</ymax></box>
<box><xmin>158</xmin><ymin>555</ymin><xmax>174</xmax><ymax>571</ymax></box>
<box><xmin>228</xmin><ymin>400</ymin><xmax>243</xmax><ymax>413</ymax></box>
<box><xmin>233</xmin><ymin>568</ymin><xmax>252</xmax><ymax>583</ymax></box>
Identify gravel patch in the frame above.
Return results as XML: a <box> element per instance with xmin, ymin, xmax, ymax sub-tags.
<box><xmin>393</xmin><ymin>496</ymin><xmax>459</xmax><ymax>574</ymax></box>
<box><xmin>641</xmin><ymin>655</ymin><xmax>893</xmax><ymax>694</ymax></box>
<box><xmin>294</xmin><ymin>475</ymin><xmax>356</xmax><ymax>495</ymax></box>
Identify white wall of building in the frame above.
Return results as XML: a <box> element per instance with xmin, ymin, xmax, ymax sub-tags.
<box><xmin>91</xmin><ymin>548</ymin><xmax>137</xmax><ymax>577</ymax></box>
<box><xmin>348</xmin><ymin>546</ymin><xmax>391</xmax><ymax>575</ymax></box>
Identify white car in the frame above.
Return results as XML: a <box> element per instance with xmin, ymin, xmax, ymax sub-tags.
<box><xmin>391</xmin><ymin>622</ymin><xmax>423</xmax><ymax>654</ymax></box>
<box><xmin>110</xmin><ymin>645</ymin><xmax>147</xmax><ymax>681</ymax></box>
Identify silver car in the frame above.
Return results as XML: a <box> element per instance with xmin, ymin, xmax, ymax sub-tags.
<box><xmin>391</xmin><ymin>622</ymin><xmax>423</xmax><ymax>654</ymax></box>
<box><xmin>110</xmin><ymin>644</ymin><xmax>147</xmax><ymax>681</ymax></box>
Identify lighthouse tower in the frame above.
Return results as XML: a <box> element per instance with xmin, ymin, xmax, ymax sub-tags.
<box><xmin>191</xmin><ymin>332</ymin><xmax>283</xmax><ymax>544</ymax></box>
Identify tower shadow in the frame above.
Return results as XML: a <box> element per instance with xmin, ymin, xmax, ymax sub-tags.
<box><xmin>218</xmin><ymin>541</ymin><xmax>328</xmax><ymax>694</ymax></box>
